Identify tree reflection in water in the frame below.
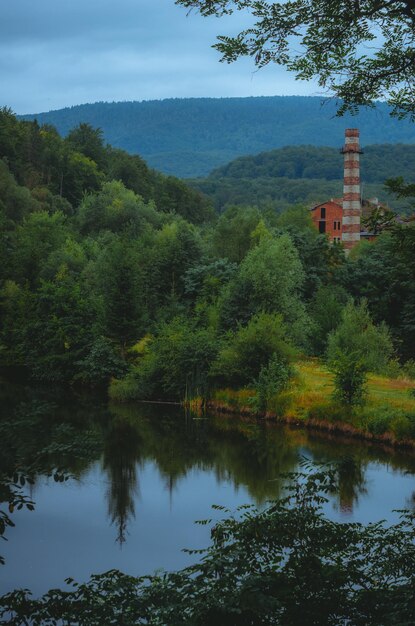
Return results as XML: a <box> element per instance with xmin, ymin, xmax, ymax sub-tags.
<box><xmin>102</xmin><ymin>418</ymin><xmax>142</xmax><ymax>545</ymax></box>
<box><xmin>2</xmin><ymin>383</ymin><xmax>415</xmax><ymax>561</ymax></box>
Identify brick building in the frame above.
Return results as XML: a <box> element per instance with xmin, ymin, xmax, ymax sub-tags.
<box><xmin>311</xmin><ymin>129</ymin><xmax>373</xmax><ymax>252</ymax></box>
<box><xmin>311</xmin><ymin>199</ymin><xmax>343</xmax><ymax>243</ymax></box>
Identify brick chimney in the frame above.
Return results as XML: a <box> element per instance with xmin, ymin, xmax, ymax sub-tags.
<box><xmin>341</xmin><ymin>129</ymin><xmax>362</xmax><ymax>252</ymax></box>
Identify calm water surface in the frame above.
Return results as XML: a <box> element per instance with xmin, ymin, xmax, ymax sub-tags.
<box><xmin>1</xmin><ymin>382</ymin><xmax>415</xmax><ymax>595</ymax></box>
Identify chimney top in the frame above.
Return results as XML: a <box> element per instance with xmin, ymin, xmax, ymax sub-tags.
<box><xmin>345</xmin><ymin>128</ymin><xmax>359</xmax><ymax>137</ymax></box>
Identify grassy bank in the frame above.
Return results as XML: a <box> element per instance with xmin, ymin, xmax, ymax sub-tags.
<box><xmin>209</xmin><ymin>360</ymin><xmax>415</xmax><ymax>447</ymax></box>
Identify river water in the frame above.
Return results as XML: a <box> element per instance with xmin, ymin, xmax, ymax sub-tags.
<box><xmin>1</xmin><ymin>382</ymin><xmax>415</xmax><ymax>596</ymax></box>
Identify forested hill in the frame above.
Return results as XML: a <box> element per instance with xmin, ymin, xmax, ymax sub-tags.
<box><xmin>191</xmin><ymin>144</ymin><xmax>415</xmax><ymax>213</ymax></box>
<box><xmin>20</xmin><ymin>97</ymin><xmax>415</xmax><ymax>178</ymax></box>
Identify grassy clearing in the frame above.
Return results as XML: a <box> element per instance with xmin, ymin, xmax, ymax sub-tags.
<box><xmin>211</xmin><ymin>359</ymin><xmax>415</xmax><ymax>445</ymax></box>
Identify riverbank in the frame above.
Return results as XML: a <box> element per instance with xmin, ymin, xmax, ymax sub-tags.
<box><xmin>207</xmin><ymin>360</ymin><xmax>415</xmax><ymax>450</ymax></box>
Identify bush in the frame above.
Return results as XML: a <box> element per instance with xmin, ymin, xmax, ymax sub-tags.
<box><xmin>363</xmin><ymin>406</ymin><xmax>415</xmax><ymax>440</ymax></box>
<box><xmin>76</xmin><ymin>337</ymin><xmax>128</xmax><ymax>386</ymax></box>
<box><xmin>212</xmin><ymin>312</ymin><xmax>294</xmax><ymax>388</ymax></box>
<box><xmin>253</xmin><ymin>354</ymin><xmax>295</xmax><ymax>413</ymax></box>
<box><xmin>390</xmin><ymin>413</ymin><xmax>415</xmax><ymax>440</ymax></box>
<box><xmin>307</xmin><ymin>402</ymin><xmax>350</xmax><ymax>423</ymax></box>
<box><xmin>326</xmin><ymin>300</ymin><xmax>394</xmax><ymax>374</ymax></box>
<box><xmin>364</xmin><ymin>407</ymin><xmax>394</xmax><ymax>436</ymax></box>
<box><xmin>110</xmin><ymin>319</ymin><xmax>219</xmax><ymax>402</ymax></box>
<box><xmin>402</xmin><ymin>359</ymin><xmax>415</xmax><ymax>380</ymax></box>
<box><xmin>330</xmin><ymin>352</ymin><xmax>367</xmax><ymax>407</ymax></box>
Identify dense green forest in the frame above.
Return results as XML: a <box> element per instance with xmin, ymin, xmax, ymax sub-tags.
<box><xmin>1</xmin><ymin>107</ymin><xmax>415</xmax><ymax>409</ymax></box>
<box><xmin>191</xmin><ymin>145</ymin><xmax>415</xmax><ymax>213</ymax></box>
<box><xmin>20</xmin><ymin>96</ymin><xmax>415</xmax><ymax>177</ymax></box>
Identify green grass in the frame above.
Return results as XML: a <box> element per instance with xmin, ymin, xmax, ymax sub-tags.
<box><xmin>211</xmin><ymin>359</ymin><xmax>415</xmax><ymax>444</ymax></box>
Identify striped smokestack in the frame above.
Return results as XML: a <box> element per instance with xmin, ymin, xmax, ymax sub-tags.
<box><xmin>341</xmin><ymin>128</ymin><xmax>362</xmax><ymax>251</ymax></box>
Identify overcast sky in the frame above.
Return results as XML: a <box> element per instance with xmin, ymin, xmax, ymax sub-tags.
<box><xmin>1</xmin><ymin>0</ymin><xmax>319</xmax><ymax>114</ymax></box>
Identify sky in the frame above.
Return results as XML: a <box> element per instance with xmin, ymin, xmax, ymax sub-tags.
<box><xmin>1</xmin><ymin>0</ymin><xmax>319</xmax><ymax>114</ymax></box>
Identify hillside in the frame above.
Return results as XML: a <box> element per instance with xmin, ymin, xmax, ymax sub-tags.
<box><xmin>190</xmin><ymin>144</ymin><xmax>415</xmax><ymax>213</ymax></box>
<box><xmin>20</xmin><ymin>97</ymin><xmax>415</xmax><ymax>178</ymax></box>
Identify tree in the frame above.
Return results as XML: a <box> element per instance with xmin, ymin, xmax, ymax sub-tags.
<box><xmin>238</xmin><ymin>233</ymin><xmax>312</xmax><ymax>347</ymax></box>
<box><xmin>110</xmin><ymin>318</ymin><xmax>219</xmax><ymax>401</ymax></box>
<box><xmin>176</xmin><ymin>0</ymin><xmax>415</xmax><ymax>118</ymax></box>
<box><xmin>11</xmin><ymin>211</ymin><xmax>69</xmax><ymax>286</ymax></box>
<box><xmin>94</xmin><ymin>238</ymin><xmax>145</xmax><ymax>354</ymax></box>
<box><xmin>212</xmin><ymin>205</ymin><xmax>262</xmax><ymax>263</ymax></box>
<box><xmin>212</xmin><ymin>312</ymin><xmax>294</xmax><ymax>387</ymax></box>
<box><xmin>326</xmin><ymin>299</ymin><xmax>394</xmax><ymax>374</ymax></box>
<box><xmin>309</xmin><ymin>284</ymin><xmax>349</xmax><ymax>355</ymax></box>
<box><xmin>77</xmin><ymin>180</ymin><xmax>160</xmax><ymax>235</ymax></box>
<box><xmin>66</xmin><ymin>123</ymin><xmax>107</xmax><ymax>169</ymax></box>
<box><xmin>330</xmin><ymin>351</ymin><xmax>368</xmax><ymax>406</ymax></box>
<box><xmin>338</xmin><ymin>228</ymin><xmax>415</xmax><ymax>361</ymax></box>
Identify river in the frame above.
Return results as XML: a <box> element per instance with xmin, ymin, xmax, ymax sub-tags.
<box><xmin>1</xmin><ymin>381</ymin><xmax>415</xmax><ymax>596</ymax></box>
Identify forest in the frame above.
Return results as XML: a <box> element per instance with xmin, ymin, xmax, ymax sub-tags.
<box><xmin>2</xmin><ymin>107</ymin><xmax>415</xmax><ymax>624</ymax></box>
<box><xmin>1</xmin><ymin>107</ymin><xmax>415</xmax><ymax>427</ymax></box>
<box><xmin>20</xmin><ymin>96</ymin><xmax>415</xmax><ymax>177</ymax></box>
<box><xmin>3</xmin><ymin>0</ymin><xmax>415</xmax><ymax>619</ymax></box>
<box><xmin>191</xmin><ymin>144</ymin><xmax>415</xmax><ymax>213</ymax></box>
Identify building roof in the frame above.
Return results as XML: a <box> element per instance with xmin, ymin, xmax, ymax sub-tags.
<box><xmin>310</xmin><ymin>199</ymin><xmax>342</xmax><ymax>211</ymax></box>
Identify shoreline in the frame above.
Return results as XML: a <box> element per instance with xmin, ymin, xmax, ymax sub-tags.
<box><xmin>205</xmin><ymin>399</ymin><xmax>415</xmax><ymax>452</ymax></box>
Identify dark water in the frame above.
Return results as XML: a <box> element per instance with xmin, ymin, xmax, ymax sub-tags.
<box><xmin>1</xmin><ymin>382</ymin><xmax>415</xmax><ymax>596</ymax></box>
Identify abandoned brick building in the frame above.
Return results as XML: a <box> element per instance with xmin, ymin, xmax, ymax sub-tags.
<box><xmin>310</xmin><ymin>128</ymin><xmax>379</xmax><ymax>252</ymax></box>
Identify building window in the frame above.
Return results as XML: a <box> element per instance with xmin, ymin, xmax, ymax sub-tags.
<box><xmin>321</xmin><ymin>207</ymin><xmax>326</xmax><ymax>218</ymax></box>
<box><xmin>319</xmin><ymin>221</ymin><xmax>326</xmax><ymax>234</ymax></box>
<box><xmin>334</xmin><ymin>221</ymin><xmax>337</xmax><ymax>230</ymax></box>
<box><xmin>338</xmin><ymin>221</ymin><xmax>341</xmax><ymax>229</ymax></box>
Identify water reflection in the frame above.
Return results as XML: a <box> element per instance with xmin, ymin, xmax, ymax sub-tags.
<box><xmin>103</xmin><ymin>418</ymin><xmax>141</xmax><ymax>545</ymax></box>
<box><xmin>1</xmin><ymin>381</ymin><xmax>415</xmax><ymax>590</ymax></box>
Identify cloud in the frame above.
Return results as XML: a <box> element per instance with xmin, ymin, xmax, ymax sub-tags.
<box><xmin>1</xmin><ymin>0</ymin><xmax>318</xmax><ymax>114</ymax></box>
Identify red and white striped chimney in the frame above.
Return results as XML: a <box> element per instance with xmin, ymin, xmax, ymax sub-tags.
<box><xmin>341</xmin><ymin>129</ymin><xmax>362</xmax><ymax>252</ymax></box>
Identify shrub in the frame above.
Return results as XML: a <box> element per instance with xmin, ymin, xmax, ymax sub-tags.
<box><xmin>253</xmin><ymin>354</ymin><xmax>295</xmax><ymax>413</ymax></box>
<box><xmin>212</xmin><ymin>312</ymin><xmax>294</xmax><ymax>388</ymax></box>
<box><xmin>110</xmin><ymin>319</ymin><xmax>219</xmax><ymax>402</ymax></box>
<box><xmin>391</xmin><ymin>413</ymin><xmax>415</xmax><ymax>440</ymax></box>
<box><xmin>365</xmin><ymin>407</ymin><xmax>393</xmax><ymax>436</ymax></box>
<box><xmin>402</xmin><ymin>359</ymin><xmax>415</xmax><ymax>380</ymax></box>
<box><xmin>330</xmin><ymin>352</ymin><xmax>367</xmax><ymax>407</ymax></box>
<box><xmin>307</xmin><ymin>402</ymin><xmax>350</xmax><ymax>423</ymax></box>
<box><xmin>326</xmin><ymin>299</ymin><xmax>394</xmax><ymax>374</ymax></box>
<box><xmin>75</xmin><ymin>337</ymin><xmax>128</xmax><ymax>386</ymax></box>
<box><xmin>364</xmin><ymin>406</ymin><xmax>415</xmax><ymax>440</ymax></box>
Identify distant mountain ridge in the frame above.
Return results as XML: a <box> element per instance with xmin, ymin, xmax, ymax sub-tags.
<box><xmin>190</xmin><ymin>144</ymin><xmax>415</xmax><ymax>213</ymax></box>
<box><xmin>20</xmin><ymin>96</ymin><xmax>415</xmax><ymax>178</ymax></box>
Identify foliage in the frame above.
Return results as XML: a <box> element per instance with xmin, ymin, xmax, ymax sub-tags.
<box><xmin>77</xmin><ymin>180</ymin><xmax>161</xmax><ymax>235</ymax></box>
<box><xmin>330</xmin><ymin>351</ymin><xmax>368</xmax><ymax>407</ymax></box>
<box><xmin>176</xmin><ymin>0</ymin><xmax>415</xmax><ymax>120</ymax></box>
<box><xmin>75</xmin><ymin>337</ymin><xmax>128</xmax><ymax>386</ymax></box>
<box><xmin>111</xmin><ymin>319</ymin><xmax>219</xmax><ymax>401</ymax></box>
<box><xmin>238</xmin><ymin>234</ymin><xmax>312</xmax><ymax>347</ymax></box>
<box><xmin>309</xmin><ymin>284</ymin><xmax>349</xmax><ymax>355</ymax></box>
<box><xmin>253</xmin><ymin>353</ymin><xmax>295</xmax><ymax>413</ymax></box>
<box><xmin>326</xmin><ymin>300</ymin><xmax>394</xmax><ymax>374</ymax></box>
<box><xmin>19</xmin><ymin>98</ymin><xmax>415</xmax><ymax>178</ymax></box>
<box><xmin>212</xmin><ymin>205</ymin><xmax>262</xmax><ymax>263</ymax></box>
<box><xmin>1</xmin><ymin>106</ymin><xmax>414</xmax><ymax>401</ymax></box>
<box><xmin>66</xmin><ymin>123</ymin><xmax>108</xmax><ymax>169</ymax></box>
<box><xmin>193</xmin><ymin>144</ymin><xmax>415</xmax><ymax>214</ymax></box>
<box><xmin>2</xmin><ymin>467</ymin><xmax>415</xmax><ymax>624</ymax></box>
<box><xmin>212</xmin><ymin>313</ymin><xmax>294</xmax><ymax>387</ymax></box>
<box><xmin>337</xmin><ymin>228</ymin><xmax>415</xmax><ymax>362</ymax></box>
